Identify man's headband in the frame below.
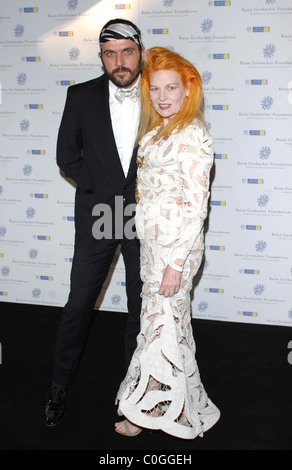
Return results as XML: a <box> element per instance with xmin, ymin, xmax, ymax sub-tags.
<box><xmin>99</xmin><ymin>23</ymin><xmax>142</xmax><ymax>49</ymax></box>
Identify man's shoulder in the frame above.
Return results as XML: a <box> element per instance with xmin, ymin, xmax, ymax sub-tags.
<box><xmin>68</xmin><ymin>74</ymin><xmax>108</xmax><ymax>95</ymax></box>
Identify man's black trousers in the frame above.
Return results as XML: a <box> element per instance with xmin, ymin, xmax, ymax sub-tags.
<box><xmin>52</xmin><ymin>189</ymin><xmax>142</xmax><ymax>387</ymax></box>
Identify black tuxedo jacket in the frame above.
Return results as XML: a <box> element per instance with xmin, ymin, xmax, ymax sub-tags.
<box><xmin>57</xmin><ymin>73</ymin><xmax>138</xmax><ymax>206</ymax></box>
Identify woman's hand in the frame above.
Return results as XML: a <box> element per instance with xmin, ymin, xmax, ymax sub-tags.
<box><xmin>159</xmin><ymin>265</ymin><xmax>182</xmax><ymax>297</ymax></box>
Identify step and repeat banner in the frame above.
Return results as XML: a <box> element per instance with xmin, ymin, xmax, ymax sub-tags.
<box><xmin>0</xmin><ymin>0</ymin><xmax>291</xmax><ymax>327</ymax></box>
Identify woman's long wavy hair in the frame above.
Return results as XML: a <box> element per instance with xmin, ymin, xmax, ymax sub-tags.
<box><xmin>136</xmin><ymin>47</ymin><xmax>205</xmax><ymax>143</ymax></box>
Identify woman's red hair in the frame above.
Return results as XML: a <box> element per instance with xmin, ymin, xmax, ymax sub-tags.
<box><xmin>137</xmin><ymin>47</ymin><xmax>205</xmax><ymax>142</ymax></box>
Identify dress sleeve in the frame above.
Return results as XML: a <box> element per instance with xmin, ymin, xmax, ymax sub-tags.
<box><xmin>167</xmin><ymin>123</ymin><xmax>214</xmax><ymax>272</ymax></box>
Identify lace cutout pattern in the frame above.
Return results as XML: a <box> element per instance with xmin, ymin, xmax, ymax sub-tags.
<box><xmin>116</xmin><ymin>120</ymin><xmax>220</xmax><ymax>439</ymax></box>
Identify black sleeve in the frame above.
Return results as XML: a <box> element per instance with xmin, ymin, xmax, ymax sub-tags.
<box><xmin>56</xmin><ymin>85</ymin><xmax>83</xmax><ymax>183</ymax></box>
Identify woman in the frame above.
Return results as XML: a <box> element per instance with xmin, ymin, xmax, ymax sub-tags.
<box><xmin>115</xmin><ymin>47</ymin><xmax>220</xmax><ymax>439</ymax></box>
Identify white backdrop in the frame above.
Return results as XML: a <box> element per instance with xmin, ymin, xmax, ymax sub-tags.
<box><xmin>0</xmin><ymin>0</ymin><xmax>291</xmax><ymax>327</ymax></box>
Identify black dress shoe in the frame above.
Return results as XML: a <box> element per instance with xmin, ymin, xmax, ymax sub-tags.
<box><xmin>44</xmin><ymin>385</ymin><xmax>67</xmax><ymax>427</ymax></box>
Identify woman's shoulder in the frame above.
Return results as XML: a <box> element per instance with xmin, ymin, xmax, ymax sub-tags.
<box><xmin>139</xmin><ymin>127</ymin><xmax>159</xmax><ymax>148</ymax></box>
<box><xmin>182</xmin><ymin>118</ymin><xmax>212</xmax><ymax>143</ymax></box>
<box><xmin>184</xmin><ymin>118</ymin><xmax>209</xmax><ymax>134</ymax></box>
<box><xmin>178</xmin><ymin>119</ymin><xmax>214</xmax><ymax>160</ymax></box>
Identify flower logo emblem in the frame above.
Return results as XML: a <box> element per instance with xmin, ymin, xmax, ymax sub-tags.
<box><xmin>261</xmin><ymin>96</ymin><xmax>273</xmax><ymax>110</ymax></box>
<box><xmin>32</xmin><ymin>288</ymin><xmax>41</xmax><ymax>298</ymax></box>
<box><xmin>201</xmin><ymin>71</ymin><xmax>213</xmax><ymax>85</ymax></box>
<box><xmin>1</xmin><ymin>266</ymin><xmax>10</xmax><ymax>277</ymax></box>
<box><xmin>14</xmin><ymin>24</ymin><xmax>24</xmax><ymax>37</ymax></box>
<box><xmin>257</xmin><ymin>194</ymin><xmax>269</xmax><ymax>207</ymax></box>
<box><xmin>67</xmin><ymin>0</ymin><xmax>78</xmax><ymax>10</ymax></box>
<box><xmin>69</xmin><ymin>47</ymin><xmax>80</xmax><ymax>61</ymax></box>
<box><xmin>111</xmin><ymin>294</ymin><xmax>121</xmax><ymax>305</ymax></box>
<box><xmin>20</xmin><ymin>119</ymin><xmax>30</xmax><ymax>132</ymax></box>
<box><xmin>23</xmin><ymin>164</ymin><xmax>32</xmax><ymax>176</ymax></box>
<box><xmin>198</xmin><ymin>301</ymin><xmax>208</xmax><ymax>312</ymax></box>
<box><xmin>29</xmin><ymin>249</ymin><xmax>38</xmax><ymax>259</ymax></box>
<box><xmin>263</xmin><ymin>43</ymin><xmax>276</xmax><ymax>58</ymax></box>
<box><xmin>17</xmin><ymin>72</ymin><xmax>27</xmax><ymax>86</ymax></box>
<box><xmin>0</xmin><ymin>226</ymin><xmax>7</xmax><ymax>237</ymax></box>
<box><xmin>259</xmin><ymin>146</ymin><xmax>271</xmax><ymax>160</ymax></box>
<box><xmin>255</xmin><ymin>240</ymin><xmax>267</xmax><ymax>253</ymax></box>
<box><xmin>254</xmin><ymin>284</ymin><xmax>265</xmax><ymax>296</ymax></box>
<box><xmin>26</xmin><ymin>207</ymin><xmax>35</xmax><ymax>219</ymax></box>
<box><xmin>201</xmin><ymin>18</ymin><xmax>213</xmax><ymax>33</ymax></box>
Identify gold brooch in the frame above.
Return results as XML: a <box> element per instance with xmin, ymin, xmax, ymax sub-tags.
<box><xmin>135</xmin><ymin>152</ymin><xmax>144</xmax><ymax>203</ymax></box>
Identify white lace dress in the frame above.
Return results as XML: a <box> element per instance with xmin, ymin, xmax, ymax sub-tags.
<box><xmin>116</xmin><ymin>119</ymin><xmax>220</xmax><ymax>439</ymax></box>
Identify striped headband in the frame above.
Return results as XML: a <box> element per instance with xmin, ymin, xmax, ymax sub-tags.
<box><xmin>99</xmin><ymin>23</ymin><xmax>142</xmax><ymax>49</ymax></box>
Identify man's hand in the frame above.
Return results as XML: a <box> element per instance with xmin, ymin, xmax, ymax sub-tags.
<box><xmin>159</xmin><ymin>265</ymin><xmax>182</xmax><ymax>298</ymax></box>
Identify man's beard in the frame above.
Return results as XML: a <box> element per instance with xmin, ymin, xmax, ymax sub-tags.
<box><xmin>103</xmin><ymin>55</ymin><xmax>142</xmax><ymax>89</ymax></box>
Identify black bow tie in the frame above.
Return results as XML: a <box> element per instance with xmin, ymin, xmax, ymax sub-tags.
<box><xmin>115</xmin><ymin>86</ymin><xmax>138</xmax><ymax>103</ymax></box>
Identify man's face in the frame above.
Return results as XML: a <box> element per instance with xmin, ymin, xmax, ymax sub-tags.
<box><xmin>99</xmin><ymin>39</ymin><xmax>144</xmax><ymax>89</ymax></box>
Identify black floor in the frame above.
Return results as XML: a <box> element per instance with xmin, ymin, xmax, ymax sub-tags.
<box><xmin>0</xmin><ymin>301</ymin><xmax>291</xmax><ymax>452</ymax></box>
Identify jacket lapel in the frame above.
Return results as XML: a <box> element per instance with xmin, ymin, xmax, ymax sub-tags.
<box><xmin>93</xmin><ymin>75</ymin><xmax>125</xmax><ymax>179</ymax></box>
<box><xmin>126</xmin><ymin>146</ymin><xmax>138</xmax><ymax>182</ymax></box>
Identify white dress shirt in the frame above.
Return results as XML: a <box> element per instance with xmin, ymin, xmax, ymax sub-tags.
<box><xmin>109</xmin><ymin>77</ymin><xmax>141</xmax><ymax>177</ymax></box>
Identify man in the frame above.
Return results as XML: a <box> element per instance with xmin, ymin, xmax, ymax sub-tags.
<box><xmin>44</xmin><ymin>19</ymin><xmax>145</xmax><ymax>427</ymax></box>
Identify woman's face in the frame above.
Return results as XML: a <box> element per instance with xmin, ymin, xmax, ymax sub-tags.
<box><xmin>149</xmin><ymin>69</ymin><xmax>189</xmax><ymax>126</ymax></box>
